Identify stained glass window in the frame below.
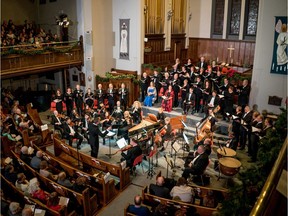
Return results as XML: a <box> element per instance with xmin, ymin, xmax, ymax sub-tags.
<box><xmin>213</xmin><ymin>0</ymin><xmax>225</xmax><ymax>35</ymax></box>
<box><xmin>245</xmin><ymin>0</ymin><xmax>259</xmax><ymax>35</ymax></box>
<box><xmin>229</xmin><ymin>0</ymin><xmax>242</xmax><ymax>35</ymax></box>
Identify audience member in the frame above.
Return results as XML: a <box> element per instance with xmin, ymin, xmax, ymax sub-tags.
<box><xmin>4</xmin><ymin>164</ymin><xmax>17</xmax><ymax>184</ymax></box>
<box><xmin>39</xmin><ymin>160</ymin><xmax>58</xmax><ymax>181</ymax></box>
<box><xmin>170</xmin><ymin>177</ymin><xmax>193</xmax><ymax>202</ymax></box>
<box><xmin>30</xmin><ymin>151</ymin><xmax>42</xmax><ymax>170</ymax></box>
<box><xmin>149</xmin><ymin>176</ymin><xmax>170</xmax><ymax>199</ymax></box>
<box><xmin>46</xmin><ymin>192</ymin><xmax>62</xmax><ymax>211</ymax></box>
<box><xmin>57</xmin><ymin>172</ymin><xmax>74</xmax><ymax>188</ymax></box>
<box><xmin>20</xmin><ymin>146</ymin><xmax>33</xmax><ymax>165</ymax></box>
<box><xmin>15</xmin><ymin>173</ymin><xmax>29</xmax><ymax>194</ymax></box>
<box><xmin>21</xmin><ymin>208</ymin><xmax>33</xmax><ymax>216</ymax></box>
<box><xmin>8</xmin><ymin>202</ymin><xmax>22</xmax><ymax>216</ymax></box>
<box><xmin>127</xmin><ymin>195</ymin><xmax>151</xmax><ymax>216</ymax></box>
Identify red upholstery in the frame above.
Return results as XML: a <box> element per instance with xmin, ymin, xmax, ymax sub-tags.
<box><xmin>158</xmin><ymin>87</ymin><xmax>164</xmax><ymax>97</ymax></box>
<box><xmin>50</xmin><ymin>102</ymin><xmax>67</xmax><ymax>111</ymax></box>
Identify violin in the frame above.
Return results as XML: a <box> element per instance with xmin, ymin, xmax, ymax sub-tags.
<box><xmin>111</xmin><ymin>144</ymin><xmax>134</xmax><ymax>156</ymax></box>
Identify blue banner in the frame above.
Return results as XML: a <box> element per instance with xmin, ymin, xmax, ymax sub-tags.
<box><xmin>271</xmin><ymin>16</ymin><xmax>288</xmax><ymax>75</ymax></box>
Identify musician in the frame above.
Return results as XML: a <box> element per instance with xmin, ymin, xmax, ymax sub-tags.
<box><xmin>131</xmin><ymin>101</ymin><xmax>142</xmax><ymax>124</ymax></box>
<box><xmin>81</xmin><ymin>113</ymin><xmax>90</xmax><ymax>141</ymax></box>
<box><xmin>107</xmin><ymin>83</ymin><xmax>116</xmax><ymax>113</ymax></box>
<box><xmin>113</xmin><ymin>101</ymin><xmax>124</xmax><ymax>121</ymax></box>
<box><xmin>186</xmin><ymin>138</ymin><xmax>212</xmax><ymax>167</ymax></box>
<box><xmin>156</xmin><ymin>107</ymin><xmax>166</xmax><ymax>123</ymax></box>
<box><xmin>140</xmin><ymin>72</ymin><xmax>150</xmax><ymax>102</ymax></box>
<box><xmin>96</xmin><ymin>84</ymin><xmax>105</xmax><ymax>105</ymax></box>
<box><xmin>63</xmin><ymin>117</ymin><xmax>83</xmax><ymax>149</ymax></box>
<box><xmin>73</xmin><ymin>84</ymin><xmax>84</xmax><ymax>117</ymax></box>
<box><xmin>152</xmin><ymin>70</ymin><xmax>162</xmax><ymax>103</ymax></box>
<box><xmin>192</xmin><ymin>76</ymin><xmax>203</xmax><ymax>113</ymax></box>
<box><xmin>118</xmin><ymin>111</ymin><xmax>133</xmax><ymax>144</ymax></box>
<box><xmin>50</xmin><ymin>110</ymin><xmax>64</xmax><ymax>135</ymax></box>
<box><xmin>97</xmin><ymin>102</ymin><xmax>107</xmax><ymax>119</ymax></box>
<box><xmin>118</xmin><ymin>83</ymin><xmax>128</xmax><ymax>111</ymax></box>
<box><xmin>161</xmin><ymin>85</ymin><xmax>174</xmax><ymax>112</ymax></box>
<box><xmin>204</xmin><ymin>90</ymin><xmax>220</xmax><ymax>115</ymax></box>
<box><xmin>239</xmin><ymin>106</ymin><xmax>253</xmax><ymax>150</ymax></box>
<box><xmin>52</xmin><ymin>89</ymin><xmax>63</xmax><ymax>114</ymax></box>
<box><xmin>171</xmin><ymin>73</ymin><xmax>180</xmax><ymax>107</ymax></box>
<box><xmin>120</xmin><ymin>140</ymin><xmax>142</xmax><ymax>169</ymax></box>
<box><xmin>237</xmin><ymin>79</ymin><xmax>251</xmax><ymax>109</ymax></box>
<box><xmin>159</xmin><ymin>117</ymin><xmax>172</xmax><ymax>151</ymax></box>
<box><xmin>223</xmin><ymin>86</ymin><xmax>235</xmax><ymax>121</ymax></box>
<box><xmin>101</xmin><ymin>111</ymin><xmax>113</xmax><ymax>145</ymax></box>
<box><xmin>197</xmin><ymin>56</ymin><xmax>208</xmax><ymax>71</ymax></box>
<box><xmin>64</xmin><ymin>87</ymin><xmax>74</xmax><ymax>117</ymax></box>
<box><xmin>226</xmin><ymin>132</ymin><xmax>238</xmax><ymax>151</ymax></box>
<box><xmin>249</xmin><ymin>115</ymin><xmax>263</xmax><ymax>162</ymax></box>
<box><xmin>180</xmin><ymin>79</ymin><xmax>190</xmax><ymax>108</ymax></box>
<box><xmin>182</xmin><ymin>145</ymin><xmax>209</xmax><ymax>179</ymax></box>
<box><xmin>199</xmin><ymin>108</ymin><xmax>218</xmax><ymax>131</ymax></box>
<box><xmin>144</xmin><ymin>81</ymin><xmax>157</xmax><ymax>107</ymax></box>
<box><xmin>88</xmin><ymin>118</ymin><xmax>111</xmax><ymax>158</ymax></box>
<box><xmin>183</xmin><ymin>87</ymin><xmax>196</xmax><ymax>115</ymax></box>
<box><xmin>84</xmin><ymin>88</ymin><xmax>94</xmax><ymax>108</ymax></box>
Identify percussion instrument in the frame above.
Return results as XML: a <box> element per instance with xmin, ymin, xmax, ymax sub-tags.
<box><xmin>219</xmin><ymin>157</ymin><xmax>241</xmax><ymax>177</ymax></box>
<box><xmin>217</xmin><ymin>147</ymin><xmax>236</xmax><ymax>158</ymax></box>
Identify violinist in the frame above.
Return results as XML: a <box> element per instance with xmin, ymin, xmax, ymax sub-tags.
<box><xmin>96</xmin><ymin>84</ymin><xmax>105</xmax><ymax>105</ymax></box>
<box><xmin>131</xmin><ymin>101</ymin><xmax>142</xmax><ymax>124</ymax></box>
<box><xmin>52</xmin><ymin>89</ymin><xmax>63</xmax><ymax>114</ymax></box>
<box><xmin>118</xmin><ymin>83</ymin><xmax>128</xmax><ymax>111</ymax></box>
<box><xmin>159</xmin><ymin>117</ymin><xmax>172</xmax><ymax>151</ymax></box>
<box><xmin>156</xmin><ymin>107</ymin><xmax>166</xmax><ymax>123</ymax></box>
<box><xmin>73</xmin><ymin>84</ymin><xmax>84</xmax><ymax>117</ymax></box>
<box><xmin>118</xmin><ymin>111</ymin><xmax>133</xmax><ymax>144</ymax></box>
<box><xmin>101</xmin><ymin>111</ymin><xmax>113</xmax><ymax>145</ymax></box>
<box><xmin>63</xmin><ymin>117</ymin><xmax>83</xmax><ymax>149</ymax></box>
<box><xmin>64</xmin><ymin>87</ymin><xmax>74</xmax><ymax>117</ymax></box>
<box><xmin>81</xmin><ymin>113</ymin><xmax>90</xmax><ymax>141</ymax></box>
<box><xmin>50</xmin><ymin>110</ymin><xmax>64</xmax><ymax>135</ymax></box>
<box><xmin>97</xmin><ymin>102</ymin><xmax>106</xmax><ymax>119</ymax></box>
<box><xmin>107</xmin><ymin>83</ymin><xmax>116</xmax><ymax>113</ymax></box>
<box><xmin>120</xmin><ymin>140</ymin><xmax>142</xmax><ymax>170</ymax></box>
<box><xmin>84</xmin><ymin>88</ymin><xmax>94</xmax><ymax>108</ymax></box>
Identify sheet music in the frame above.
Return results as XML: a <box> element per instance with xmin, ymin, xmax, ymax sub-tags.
<box><xmin>116</xmin><ymin>138</ymin><xmax>127</xmax><ymax>149</ymax></box>
<box><xmin>172</xmin><ymin>142</ymin><xmax>182</xmax><ymax>152</ymax></box>
<box><xmin>41</xmin><ymin>124</ymin><xmax>48</xmax><ymax>131</ymax></box>
<box><xmin>104</xmin><ymin>172</ymin><xmax>111</xmax><ymax>184</ymax></box>
<box><xmin>35</xmin><ymin>209</ymin><xmax>46</xmax><ymax>216</ymax></box>
<box><xmin>28</xmin><ymin>147</ymin><xmax>34</xmax><ymax>155</ymax></box>
<box><xmin>252</xmin><ymin>126</ymin><xmax>261</xmax><ymax>133</ymax></box>
<box><xmin>59</xmin><ymin>196</ymin><xmax>69</xmax><ymax>206</ymax></box>
<box><xmin>218</xmin><ymin>95</ymin><xmax>224</xmax><ymax>99</ymax></box>
<box><xmin>183</xmin><ymin>133</ymin><xmax>189</xmax><ymax>144</ymax></box>
<box><xmin>106</xmin><ymin>130</ymin><xmax>116</xmax><ymax>137</ymax></box>
<box><xmin>15</xmin><ymin>135</ymin><xmax>22</xmax><ymax>141</ymax></box>
<box><xmin>4</xmin><ymin>157</ymin><xmax>12</xmax><ymax>164</ymax></box>
<box><xmin>232</xmin><ymin>115</ymin><xmax>239</xmax><ymax>120</ymax></box>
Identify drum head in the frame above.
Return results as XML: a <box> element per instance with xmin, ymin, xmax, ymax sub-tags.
<box><xmin>217</xmin><ymin>147</ymin><xmax>236</xmax><ymax>157</ymax></box>
<box><xmin>219</xmin><ymin>157</ymin><xmax>241</xmax><ymax>168</ymax></box>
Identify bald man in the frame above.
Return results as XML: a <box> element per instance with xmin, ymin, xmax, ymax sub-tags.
<box><xmin>149</xmin><ymin>176</ymin><xmax>170</xmax><ymax>199</ymax></box>
<box><xmin>127</xmin><ymin>195</ymin><xmax>151</xmax><ymax>216</ymax></box>
<box><xmin>22</xmin><ymin>207</ymin><xmax>33</xmax><ymax>216</ymax></box>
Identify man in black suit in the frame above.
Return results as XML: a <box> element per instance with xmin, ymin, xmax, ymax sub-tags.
<box><xmin>239</xmin><ymin>106</ymin><xmax>253</xmax><ymax>150</ymax></box>
<box><xmin>152</xmin><ymin>70</ymin><xmax>162</xmax><ymax>103</ymax></box>
<box><xmin>88</xmin><ymin>118</ymin><xmax>111</xmax><ymax>158</ymax></box>
<box><xmin>118</xmin><ymin>83</ymin><xmax>128</xmax><ymax>111</ymax></box>
<box><xmin>81</xmin><ymin>113</ymin><xmax>90</xmax><ymax>141</ymax></box>
<box><xmin>224</xmin><ymin>86</ymin><xmax>235</xmax><ymax>121</ymax></box>
<box><xmin>183</xmin><ymin>87</ymin><xmax>195</xmax><ymax>114</ymax></box>
<box><xmin>73</xmin><ymin>84</ymin><xmax>84</xmax><ymax>117</ymax></box>
<box><xmin>50</xmin><ymin>110</ymin><xmax>64</xmax><ymax>135</ymax></box>
<box><xmin>192</xmin><ymin>77</ymin><xmax>203</xmax><ymax>113</ymax></box>
<box><xmin>237</xmin><ymin>79</ymin><xmax>251</xmax><ymax>109</ymax></box>
<box><xmin>249</xmin><ymin>115</ymin><xmax>263</xmax><ymax>162</ymax></box>
<box><xmin>171</xmin><ymin>73</ymin><xmax>180</xmax><ymax>107</ymax></box>
<box><xmin>197</xmin><ymin>56</ymin><xmax>208</xmax><ymax>71</ymax></box>
<box><xmin>96</xmin><ymin>84</ymin><xmax>105</xmax><ymax>105</ymax></box>
<box><xmin>63</xmin><ymin>117</ymin><xmax>83</xmax><ymax>149</ymax></box>
<box><xmin>107</xmin><ymin>83</ymin><xmax>116</xmax><ymax>113</ymax></box>
<box><xmin>182</xmin><ymin>145</ymin><xmax>209</xmax><ymax>179</ymax></box>
<box><xmin>140</xmin><ymin>72</ymin><xmax>150</xmax><ymax>102</ymax></box>
<box><xmin>204</xmin><ymin>90</ymin><xmax>220</xmax><ymax>115</ymax></box>
<box><xmin>120</xmin><ymin>141</ymin><xmax>142</xmax><ymax>169</ymax></box>
<box><xmin>149</xmin><ymin>176</ymin><xmax>170</xmax><ymax>199</ymax></box>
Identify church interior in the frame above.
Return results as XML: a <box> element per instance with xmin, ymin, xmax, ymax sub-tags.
<box><xmin>1</xmin><ymin>0</ymin><xmax>287</xmax><ymax>215</ymax></box>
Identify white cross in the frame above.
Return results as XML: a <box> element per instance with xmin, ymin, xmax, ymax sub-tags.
<box><xmin>227</xmin><ymin>45</ymin><xmax>235</xmax><ymax>58</ymax></box>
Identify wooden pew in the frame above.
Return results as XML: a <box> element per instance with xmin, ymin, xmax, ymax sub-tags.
<box><xmin>1</xmin><ymin>173</ymin><xmax>73</xmax><ymax>216</ymax></box>
<box><xmin>123</xmin><ymin>203</ymin><xmax>137</xmax><ymax>216</ymax></box>
<box><xmin>53</xmin><ymin>137</ymin><xmax>130</xmax><ymax>191</ymax></box>
<box><xmin>1</xmin><ymin>135</ymin><xmax>15</xmax><ymax>157</ymax></box>
<box><xmin>11</xmin><ymin>151</ymin><xmax>99</xmax><ymax>216</ymax></box>
<box><xmin>33</xmin><ymin>144</ymin><xmax>117</xmax><ymax>206</ymax></box>
<box><xmin>142</xmin><ymin>186</ymin><xmax>221</xmax><ymax>216</ymax></box>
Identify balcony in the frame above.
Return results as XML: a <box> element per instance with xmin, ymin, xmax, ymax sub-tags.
<box><xmin>1</xmin><ymin>38</ymin><xmax>84</xmax><ymax>79</ymax></box>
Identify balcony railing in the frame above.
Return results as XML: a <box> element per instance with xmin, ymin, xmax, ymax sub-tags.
<box><xmin>1</xmin><ymin>38</ymin><xmax>84</xmax><ymax>79</ymax></box>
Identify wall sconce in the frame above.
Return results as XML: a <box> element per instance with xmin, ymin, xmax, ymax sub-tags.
<box><xmin>167</xmin><ymin>10</ymin><xmax>173</xmax><ymax>21</ymax></box>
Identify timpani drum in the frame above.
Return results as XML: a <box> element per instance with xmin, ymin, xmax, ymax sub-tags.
<box><xmin>217</xmin><ymin>147</ymin><xmax>236</xmax><ymax>159</ymax></box>
<box><xmin>219</xmin><ymin>157</ymin><xmax>241</xmax><ymax>177</ymax></box>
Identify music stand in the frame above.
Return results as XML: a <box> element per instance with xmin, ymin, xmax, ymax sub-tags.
<box><xmin>170</xmin><ymin>139</ymin><xmax>181</xmax><ymax>169</ymax></box>
<box><xmin>105</xmin><ymin>130</ymin><xmax>117</xmax><ymax>158</ymax></box>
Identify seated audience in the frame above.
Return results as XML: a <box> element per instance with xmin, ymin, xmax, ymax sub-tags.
<box><xmin>170</xmin><ymin>177</ymin><xmax>193</xmax><ymax>202</ymax></box>
<box><xmin>73</xmin><ymin>176</ymin><xmax>88</xmax><ymax>193</ymax></box>
<box><xmin>4</xmin><ymin>164</ymin><xmax>17</xmax><ymax>184</ymax></box>
<box><xmin>20</xmin><ymin>146</ymin><xmax>33</xmax><ymax>165</ymax></box>
<box><xmin>30</xmin><ymin>151</ymin><xmax>43</xmax><ymax>170</ymax></box>
<box><xmin>57</xmin><ymin>172</ymin><xmax>74</xmax><ymax>188</ymax></box>
<box><xmin>28</xmin><ymin>178</ymin><xmax>48</xmax><ymax>203</ymax></box>
<box><xmin>39</xmin><ymin>160</ymin><xmax>58</xmax><ymax>181</ymax></box>
<box><xmin>182</xmin><ymin>145</ymin><xmax>209</xmax><ymax>179</ymax></box>
<box><xmin>149</xmin><ymin>176</ymin><xmax>170</xmax><ymax>199</ymax></box>
<box><xmin>127</xmin><ymin>195</ymin><xmax>151</xmax><ymax>216</ymax></box>
<box><xmin>8</xmin><ymin>202</ymin><xmax>22</xmax><ymax>216</ymax></box>
<box><xmin>46</xmin><ymin>192</ymin><xmax>62</xmax><ymax>212</ymax></box>
<box><xmin>15</xmin><ymin>173</ymin><xmax>29</xmax><ymax>194</ymax></box>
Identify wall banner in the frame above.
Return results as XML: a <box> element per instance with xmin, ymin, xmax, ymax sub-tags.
<box><xmin>119</xmin><ymin>19</ymin><xmax>130</xmax><ymax>60</ymax></box>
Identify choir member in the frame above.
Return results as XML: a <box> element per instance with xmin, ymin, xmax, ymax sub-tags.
<box><xmin>144</xmin><ymin>81</ymin><xmax>157</xmax><ymax>107</ymax></box>
<box><xmin>231</xmin><ymin>106</ymin><xmax>242</xmax><ymax>144</ymax></box>
<box><xmin>118</xmin><ymin>83</ymin><xmax>128</xmax><ymax>111</ymax></box>
<box><xmin>107</xmin><ymin>83</ymin><xmax>116</xmax><ymax>113</ymax></box>
<box><xmin>237</xmin><ymin>79</ymin><xmax>251</xmax><ymax>109</ymax></box>
<box><xmin>189</xmin><ymin>66</ymin><xmax>197</xmax><ymax>84</ymax></box>
<box><xmin>204</xmin><ymin>90</ymin><xmax>220</xmax><ymax>115</ymax></box>
<box><xmin>192</xmin><ymin>76</ymin><xmax>203</xmax><ymax>113</ymax></box>
<box><xmin>162</xmin><ymin>72</ymin><xmax>171</xmax><ymax>92</ymax></box>
<box><xmin>172</xmin><ymin>58</ymin><xmax>181</xmax><ymax>72</ymax></box>
<box><xmin>64</xmin><ymin>87</ymin><xmax>74</xmax><ymax>117</ymax></box>
<box><xmin>183</xmin><ymin>87</ymin><xmax>196</xmax><ymax>115</ymax></box>
<box><xmin>171</xmin><ymin>73</ymin><xmax>180</xmax><ymax>107</ymax></box>
<box><xmin>84</xmin><ymin>88</ymin><xmax>94</xmax><ymax>108</ymax></box>
<box><xmin>73</xmin><ymin>84</ymin><xmax>84</xmax><ymax>117</ymax></box>
<box><xmin>212</xmin><ymin>70</ymin><xmax>223</xmax><ymax>94</ymax></box>
<box><xmin>140</xmin><ymin>72</ymin><xmax>150</xmax><ymax>102</ymax></box>
<box><xmin>224</xmin><ymin>86</ymin><xmax>235</xmax><ymax>121</ymax></box>
<box><xmin>202</xmin><ymin>80</ymin><xmax>212</xmax><ymax>108</ymax></box>
<box><xmin>197</xmin><ymin>56</ymin><xmax>208</xmax><ymax>71</ymax></box>
<box><xmin>96</xmin><ymin>84</ymin><xmax>105</xmax><ymax>105</ymax></box>
<box><xmin>184</xmin><ymin>58</ymin><xmax>193</xmax><ymax>72</ymax></box>
<box><xmin>239</xmin><ymin>106</ymin><xmax>253</xmax><ymax>150</ymax></box>
<box><xmin>249</xmin><ymin>114</ymin><xmax>263</xmax><ymax>162</ymax></box>
<box><xmin>180</xmin><ymin>79</ymin><xmax>190</xmax><ymax>108</ymax></box>
<box><xmin>152</xmin><ymin>69</ymin><xmax>162</xmax><ymax>103</ymax></box>
<box><xmin>53</xmin><ymin>89</ymin><xmax>63</xmax><ymax>114</ymax></box>
<box><xmin>161</xmin><ymin>85</ymin><xmax>174</xmax><ymax>112</ymax></box>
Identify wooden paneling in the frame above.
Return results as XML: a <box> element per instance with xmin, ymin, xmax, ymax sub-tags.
<box><xmin>145</xmin><ymin>34</ymin><xmax>165</xmax><ymax>52</ymax></box>
<box><xmin>188</xmin><ymin>38</ymin><xmax>255</xmax><ymax>66</ymax></box>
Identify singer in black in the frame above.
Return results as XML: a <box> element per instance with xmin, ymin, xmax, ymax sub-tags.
<box><xmin>152</xmin><ymin>69</ymin><xmax>162</xmax><ymax>103</ymax></box>
<box><xmin>96</xmin><ymin>84</ymin><xmax>105</xmax><ymax>105</ymax></box>
<box><xmin>171</xmin><ymin>73</ymin><xmax>180</xmax><ymax>107</ymax></box>
<box><xmin>107</xmin><ymin>83</ymin><xmax>116</xmax><ymax>113</ymax></box>
<box><xmin>84</xmin><ymin>88</ymin><xmax>94</xmax><ymax>108</ymax></box>
<box><xmin>118</xmin><ymin>83</ymin><xmax>128</xmax><ymax>111</ymax></box>
<box><xmin>183</xmin><ymin>87</ymin><xmax>196</xmax><ymax>115</ymax></box>
<box><xmin>140</xmin><ymin>72</ymin><xmax>150</xmax><ymax>102</ymax></box>
<box><xmin>88</xmin><ymin>118</ymin><xmax>111</xmax><ymax>158</ymax></box>
<box><xmin>64</xmin><ymin>87</ymin><xmax>74</xmax><ymax>117</ymax></box>
<box><xmin>73</xmin><ymin>84</ymin><xmax>84</xmax><ymax>117</ymax></box>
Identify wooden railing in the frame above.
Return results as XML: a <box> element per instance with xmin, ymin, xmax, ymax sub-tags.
<box><xmin>1</xmin><ymin>39</ymin><xmax>84</xmax><ymax>79</ymax></box>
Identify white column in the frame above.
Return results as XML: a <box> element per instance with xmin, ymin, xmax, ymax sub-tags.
<box><xmin>239</xmin><ymin>0</ymin><xmax>246</xmax><ymax>40</ymax></box>
<box><xmin>185</xmin><ymin>0</ymin><xmax>191</xmax><ymax>48</ymax></box>
<box><xmin>164</xmin><ymin>0</ymin><xmax>172</xmax><ymax>50</ymax></box>
<box><xmin>222</xmin><ymin>0</ymin><xmax>229</xmax><ymax>39</ymax></box>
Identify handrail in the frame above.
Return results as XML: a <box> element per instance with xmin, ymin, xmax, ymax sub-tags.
<box><xmin>0</xmin><ymin>40</ymin><xmax>79</xmax><ymax>49</ymax></box>
<box><xmin>250</xmin><ymin>138</ymin><xmax>287</xmax><ymax>215</ymax></box>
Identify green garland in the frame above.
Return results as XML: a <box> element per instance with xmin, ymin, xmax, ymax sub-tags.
<box><xmin>0</xmin><ymin>41</ymin><xmax>79</xmax><ymax>57</ymax></box>
<box><xmin>96</xmin><ymin>72</ymin><xmax>140</xmax><ymax>84</ymax></box>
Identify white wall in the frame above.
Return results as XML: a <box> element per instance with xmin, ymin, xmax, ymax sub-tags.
<box><xmin>112</xmin><ymin>0</ymin><xmax>144</xmax><ymax>75</ymax></box>
<box><xmin>250</xmin><ymin>0</ymin><xmax>287</xmax><ymax>114</ymax></box>
<box><xmin>189</xmin><ymin>0</ymin><xmax>212</xmax><ymax>38</ymax></box>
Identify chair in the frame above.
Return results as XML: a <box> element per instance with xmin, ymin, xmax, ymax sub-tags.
<box><xmin>190</xmin><ymin>160</ymin><xmax>210</xmax><ymax>186</ymax></box>
<box><xmin>147</xmin><ymin>146</ymin><xmax>158</xmax><ymax>179</ymax></box>
<box><xmin>132</xmin><ymin>154</ymin><xmax>144</xmax><ymax>177</ymax></box>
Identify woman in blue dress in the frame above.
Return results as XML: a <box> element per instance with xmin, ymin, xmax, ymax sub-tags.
<box><xmin>144</xmin><ymin>82</ymin><xmax>156</xmax><ymax>107</ymax></box>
